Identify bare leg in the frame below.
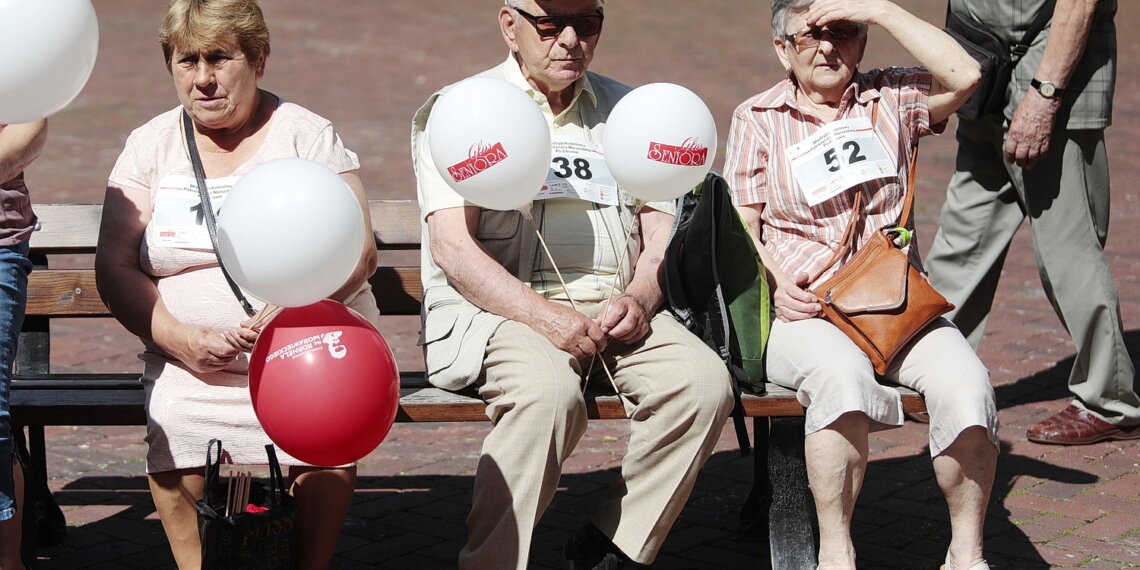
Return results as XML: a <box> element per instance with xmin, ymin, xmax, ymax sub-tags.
<box><xmin>805</xmin><ymin>412</ymin><xmax>869</xmax><ymax>570</ymax></box>
<box><xmin>0</xmin><ymin>458</ymin><xmax>23</xmax><ymax>569</ymax></box>
<box><xmin>289</xmin><ymin>465</ymin><xmax>356</xmax><ymax>570</ymax></box>
<box><xmin>933</xmin><ymin>426</ymin><xmax>996</xmax><ymax>570</ymax></box>
<box><xmin>148</xmin><ymin>468</ymin><xmax>206</xmax><ymax>570</ymax></box>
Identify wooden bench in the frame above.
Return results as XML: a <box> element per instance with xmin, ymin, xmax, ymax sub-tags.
<box><xmin>14</xmin><ymin>199</ymin><xmax>926</xmax><ymax>568</ymax></box>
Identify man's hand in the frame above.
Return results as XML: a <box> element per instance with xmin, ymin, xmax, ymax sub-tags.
<box><xmin>530</xmin><ymin>302</ymin><xmax>608</xmax><ymax>360</ymax></box>
<box><xmin>596</xmin><ymin>294</ymin><xmax>651</xmax><ymax>344</ymax></box>
<box><xmin>774</xmin><ymin>273</ymin><xmax>822</xmax><ymax>322</ymax></box>
<box><xmin>1004</xmin><ymin>90</ymin><xmax>1061</xmax><ymax>169</ymax></box>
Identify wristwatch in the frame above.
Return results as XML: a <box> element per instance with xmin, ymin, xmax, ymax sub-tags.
<box><xmin>1031</xmin><ymin>78</ymin><xmax>1065</xmax><ymax>100</ymax></box>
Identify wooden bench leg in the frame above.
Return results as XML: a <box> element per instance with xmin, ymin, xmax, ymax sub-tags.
<box><xmin>767</xmin><ymin>417</ymin><xmax>818</xmax><ymax>570</ymax></box>
<box><xmin>13</xmin><ymin>424</ymin><xmax>66</xmax><ymax>555</ymax></box>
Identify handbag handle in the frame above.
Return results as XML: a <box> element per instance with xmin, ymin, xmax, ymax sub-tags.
<box><xmin>203</xmin><ymin>438</ymin><xmax>224</xmax><ymax>504</ymax></box>
<box><xmin>182</xmin><ymin>111</ymin><xmax>257</xmax><ymax>317</ymax></box>
<box><xmin>264</xmin><ymin>444</ymin><xmax>287</xmax><ymax>509</ymax></box>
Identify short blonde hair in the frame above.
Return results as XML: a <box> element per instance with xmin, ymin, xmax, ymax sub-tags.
<box><xmin>159</xmin><ymin>0</ymin><xmax>270</xmax><ymax>71</ymax></box>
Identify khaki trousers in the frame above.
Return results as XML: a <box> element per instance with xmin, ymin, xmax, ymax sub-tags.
<box><xmin>457</xmin><ymin>309</ymin><xmax>733</xmax><ymax>568</ymax></box>
<box><xmin>925</xmin><ymin>114</ymin><xmax>1139</xmax><ymax>424</ymax></box>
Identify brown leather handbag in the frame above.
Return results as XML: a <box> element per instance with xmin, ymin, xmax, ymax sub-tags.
<box><xmin>809</xmin><ymin>146</ymin><xmax>953</xmax><ymax>375</ymax></box>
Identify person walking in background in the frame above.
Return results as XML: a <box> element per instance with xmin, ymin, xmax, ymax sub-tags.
<box><xmin>0</xmin><ymin>119</ymin><xmax>47</xmax><ymax>570</ymax></box>
<box><xmin>412</xmin><ymin>1</ymin><xmax>734</xmax><ymax>568</ymax></box>
<box><xmin>924</xmin><ymin>0</ymin><xmax>1140</xmax><ymax>445</ymax></box>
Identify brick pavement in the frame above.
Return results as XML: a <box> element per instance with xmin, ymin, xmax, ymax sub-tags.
<box><xmin>17</xmin><ymin>0</ymin><xmax>1140</xmax><ymax>568</ymax></box>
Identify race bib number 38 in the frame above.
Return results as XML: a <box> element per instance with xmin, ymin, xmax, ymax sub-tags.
<box><xmin>786</xmin><ymin>117</ymin><xmax>894</xmax><ymax>207</ymax></box>
<box><xmin>535</xmin><ymin>138</ymin><xmax>618</xmax><ymax>206</ymax></box>
<box><xmin>151</xmin><ymin>174</ymin><xmax>238</xmax><ymax>249</ymax></box>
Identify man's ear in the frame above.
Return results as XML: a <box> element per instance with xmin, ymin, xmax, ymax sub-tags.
<box><xmin>500</xmin><ymin>7</ymin><xmax>520</xmax><ymax>52</ymax></box>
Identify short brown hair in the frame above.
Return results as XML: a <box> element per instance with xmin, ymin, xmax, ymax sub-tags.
<box><xmin>159</xmin><ymin>0</ymin><xmax>270</xmax><ymax>72</ymax></box>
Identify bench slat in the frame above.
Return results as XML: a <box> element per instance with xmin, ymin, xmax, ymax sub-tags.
<box><xmin>368</xmin><ymin>201</ymin><xmax>422</xmax><ymax>248</ymax></box>
<box><xmin>26</xmin><ymin>270</ymin><xmax>105</xmax><ymax>317</ymax></box>
<box><xmin>26</xmin><ymin>267</ymin><xmax>426</xmax><ymax>318</ymax></box>
<box><xmin>30</xmin><ymin>201</ymin><xmax>425</xmax><ymax>254</ymax></box>
<box><xmin>12</xmin><ymin>371</ymin><xmax>926</xmax><ymax>424</ymax></box>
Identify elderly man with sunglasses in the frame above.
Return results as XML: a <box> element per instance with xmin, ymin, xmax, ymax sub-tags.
<box><xmin>411</xmin><ymin>1</ymin><xmax>734</xmax><ymax>569</ymax></box>
<box><xmin>724</xmin><ymin>0</ymin><xmax>999</xmax><ymax>569</ymax></box>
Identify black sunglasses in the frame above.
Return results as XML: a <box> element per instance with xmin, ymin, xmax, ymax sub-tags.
<box><xmin>783</xmin><ymin>22</ymin><xmax>861</xmax><ymax>48</ymax></box>
<box><xmin>513</xmin><ymin>7</ymin><xmax>604</xmax><ymax>39</ymax></box>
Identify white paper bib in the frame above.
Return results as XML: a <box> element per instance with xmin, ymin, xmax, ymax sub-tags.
<box><xmin>786</xmin><ymin>117</ymin><xmax>895</xmax><ymax>206</ymax></box>
<box><xmin>535</xmin><ymin>137</ymin><xmax>618</xmax><ymax>206</ymax></box>
<box><xmin>150</xmin><ymin>174</ymin><xmax>238</xmax><ymax>249</ymax></box>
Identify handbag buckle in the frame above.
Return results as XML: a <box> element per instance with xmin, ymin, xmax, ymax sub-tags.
<box><xmin>886</xmin><ymin>227</ymin><xmax>911</xmax><ymax>248</ymax></box>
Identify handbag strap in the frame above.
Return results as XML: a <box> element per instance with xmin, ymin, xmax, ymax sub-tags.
<box><xmin>811</xmin><ymin>106</ymin><xmax>920</xmax><ymax>283</ymax></box>
<box><xmin>1014</xmin><ymin>0</ymin><xmax>1056</xmax><ymax>59</ymax></box>
<box><xmin>203</xmin><ymin>438</ymin><xmax>223</xmax><ymax>503</ymax></box>
<box><xmin>947</xmin><ymin>0</ymin><xmax>1054</xmax><ymax>61</ymax></box>
<box><xmin>182</xmin><ymin>111</ymin><xmax>257</xmax><ymax>317</ymax></box>
<box><xmin>264</xmin><ymin>444</ymin><xmax>286</xmax><ymax>509</ymax></box>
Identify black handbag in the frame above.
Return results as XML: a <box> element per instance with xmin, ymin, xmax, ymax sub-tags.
<box><xmin>195</xmin><ymin>439</ymin><xmax>298</xmax><ymax>570</ymax></box>
<box><xmin>944</xmin><ymin>2</ymin><xmax>1054</xmax><ymax>120</ymax></box>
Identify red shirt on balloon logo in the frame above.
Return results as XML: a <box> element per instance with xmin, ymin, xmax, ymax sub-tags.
<box><xmin>646</xmin><ymin>138</ymin><xmax>708</xmax><ymax>166</ymax></box>
<box><xmin>447</xmin><ymin>142</ymin><xmax>509</xmax><ymax>182</ymax></box>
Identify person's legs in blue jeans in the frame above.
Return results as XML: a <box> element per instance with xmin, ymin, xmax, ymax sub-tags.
<box><xmin>0</xmin><ymin>243</ymin><xmax>32</xmax><ymax>568</ymax></box>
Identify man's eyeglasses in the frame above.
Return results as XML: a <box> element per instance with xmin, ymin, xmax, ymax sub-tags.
<box><xmin>783</xmin><ymin>22</ymin><xmax>861</xmax><ymax>49</ymax></box>
<box><xmin>514</xmin><ymin>8</ymin><xmax>604</xmax><ymax>39</ymax></box>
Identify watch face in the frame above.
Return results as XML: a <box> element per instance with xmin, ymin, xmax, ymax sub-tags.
<box><xmin>1039</xmin><ymin>81</ymin><xmax>1056</xmax><ymax>98</ymax></box>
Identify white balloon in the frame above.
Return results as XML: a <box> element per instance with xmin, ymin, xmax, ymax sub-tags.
<box><xmin>603</xmin><ymin>83</ymin><xmax>718</xmax><ymax>203</ymax></box>
<box><xmin>426</xmin><ymin>77</ymin><xmax>551</xmax><ymax>211</ymax></box>
<box><xmin>217</xmin><ymin>158</ymin><xmax>366</xmax><ymax>307</ymax></box>
<box><xmin>0</xmin><ymin>0</ymin><xmax>99</xmax><ymax>124</ymax></box>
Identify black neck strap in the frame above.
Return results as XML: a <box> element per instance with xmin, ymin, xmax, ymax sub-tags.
<box><xmin>182</xmin><ymin>110</ymin><xmax>257</xmax><ymax>317</ymax></box>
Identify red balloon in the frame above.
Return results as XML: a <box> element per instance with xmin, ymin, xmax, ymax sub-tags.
<box><xmin>249</xmin><ymin>300</ymin><xmax>399</xmax><ymax>466</ymax></box>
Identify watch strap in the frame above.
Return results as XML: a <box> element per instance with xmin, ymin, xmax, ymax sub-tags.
<box><xmin>1031</xmin><ymin>78</ymin><xmax>1065</xmax><ymax>99</ymax></box>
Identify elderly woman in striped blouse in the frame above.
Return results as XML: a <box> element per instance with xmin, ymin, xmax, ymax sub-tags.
<box><xmin>723</xmin><ymin>1</ymin><xmax>999</xmax><ymax>569</ymax></box>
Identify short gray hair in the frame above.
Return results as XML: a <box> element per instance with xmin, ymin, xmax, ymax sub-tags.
<box><xmin>771</xmin><ymin>0</ymin><xmax>813</xmax><ymax>38</ymax></box>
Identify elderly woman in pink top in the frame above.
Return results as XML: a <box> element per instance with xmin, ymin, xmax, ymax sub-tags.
<box><xmin>94</xmin><ymin>0</ymin><xmax>377</xmax><ymax>567</ymax></box>
<box><xmin>724</xmin><ymin>1</ymin><xmax>998</xmax><ymax>569</ymax></box>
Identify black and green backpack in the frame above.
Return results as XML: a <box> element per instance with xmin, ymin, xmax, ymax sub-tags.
<box><xmin>663</xmin><ymin>171</ymin><xmax>771</xmax><ymax>449</ymax></box>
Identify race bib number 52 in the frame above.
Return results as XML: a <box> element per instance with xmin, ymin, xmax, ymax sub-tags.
<box><xmin>786</xmin><ymin>117</ymin><xmax>894</xmax><ymax>206</ymax></box>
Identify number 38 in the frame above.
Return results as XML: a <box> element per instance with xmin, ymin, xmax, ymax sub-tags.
<box><xmin>552</xmin><ymin>157</ymin><xmax>593</xmax><ymax>180</ymax></box>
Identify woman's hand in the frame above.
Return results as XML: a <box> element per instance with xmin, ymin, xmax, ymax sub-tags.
<box><xmin>222</xmin><ymin>323</ymin><xmax>260</xmax><ymax>353</ymax></box>
<box><xmin>774</xmin><ymin>273</ymin><xmax>822</xmax><ymax>322</ymax></box>
<box><xmin>162</xmin><ymin>323</ymin><xmax>242</xmax><ymax>373</ymax></box>
<box><xmin>804</xmin><ymin>0</ymin><xmax>892</xmax><ymax>28</ymax></box>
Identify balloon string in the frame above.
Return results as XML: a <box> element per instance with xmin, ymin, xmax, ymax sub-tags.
<box><xmin>586</xmin><ymin>200</ymin><xmax>643</xmax><ymax>393</ymax></box>
<box><xmin>248</xmin><ymin>304</ymin><xmax>282</xmax><ymax>330</ymax></box>
<box><xmin>522</xmin><ymin>212</ymin><xmax>616</xmax><ymax>391</ymax></box>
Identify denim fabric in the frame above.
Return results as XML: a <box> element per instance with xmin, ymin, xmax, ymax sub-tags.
<box><xmin>0</xmin><ymin>243</ymin><xmax>31</xmax><ymax>520</ymax></box>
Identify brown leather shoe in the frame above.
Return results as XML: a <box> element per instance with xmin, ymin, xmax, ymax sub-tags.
<box><xmin>1026</xmin><ymin>404</ymin><xmax>1140</xmax><ymax>445</ymax></box>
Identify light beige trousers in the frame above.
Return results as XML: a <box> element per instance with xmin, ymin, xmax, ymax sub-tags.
<box><xmin>766</xmin><ymin>317</ymin><xmax>1000</xmax><ymax>456</ymax></box>
<box><xmin>457</xmin><ymin>309</ymin><xmax>733</xmax><ymax>569</ymax></box>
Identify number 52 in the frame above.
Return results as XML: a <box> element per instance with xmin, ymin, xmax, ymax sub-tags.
<box><xmin>823</xmin><ymin>141</ymin><xmax>868</xmax><ymax>172</ymax></box>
